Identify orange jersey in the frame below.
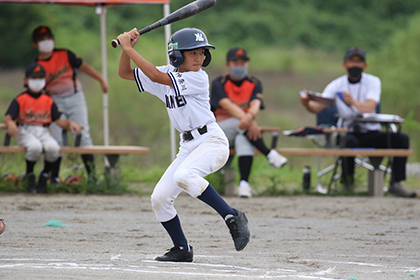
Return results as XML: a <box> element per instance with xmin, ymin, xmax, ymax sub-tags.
<box><xmin>36</xmin><ymin>49</ymin><xmax>82</xmax><ymax>97</ymax></box>
<box><xmin>210</xmin><ymin>74</ymin><xmax>264</xmax><ymax>122</ymax></box>
<box><xmin>5</xmin><ymin>91</ymin><xmax>61</xmax><ymax>126</ymax></box>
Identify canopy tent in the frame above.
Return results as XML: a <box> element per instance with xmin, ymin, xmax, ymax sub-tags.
<box><xmin>1</xmin><ymin>0</ymin><xmax>178</xmax><ymax>159</ymax></box>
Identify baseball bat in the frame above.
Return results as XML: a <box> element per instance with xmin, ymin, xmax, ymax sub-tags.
<box><xmin>111</xmin><ymin>0</ymin><xmax>216</xmax><ymax>48</ymax></box>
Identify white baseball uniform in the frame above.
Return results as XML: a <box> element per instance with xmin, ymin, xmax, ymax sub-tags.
<box><xmin>133</xmin><ymin>66</ymin><xmax>229</xmax><ymax>222</ymax></box>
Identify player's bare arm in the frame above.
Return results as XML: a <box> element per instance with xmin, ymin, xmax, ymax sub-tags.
<box><xmin>55</xmin><ymin>119</ymin><xmax>83</xmax><ymax>135</ymax></box>
<box><xmin>219</xmin><ymin>98</ymin><xmax>247</xmax><ymax>120</ymax></box>
<box><xmin>79</xmin><ymin>62</ymin><xmax>108</xmax><ymax>93</ymax></box>
<box><xmin>238</xmin><ymin>99</ymin><xmax>261</xmax><ymax>130</ymax></box>
<box><xmin>343</xmin><ymin>92</ymin><xmax>377</xmax><ymax>113</ymax></box>
<box><xmin>4</xmin><ymin>115</ymin><xmax>19</xmax><ymax>137</ymax></box>
<box><xmin>118</xmin><ymin>29</ymin><xmax>171</xmax><ymax>86</ymax></box>
<box><xmin>300</xmin><ymin>93</ymin><xmax>328</xmax><ymax>114</ymax></box>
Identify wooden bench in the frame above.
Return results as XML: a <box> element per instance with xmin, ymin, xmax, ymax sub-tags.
<box><xmin>275</xmin><ymin>147</ymin><xmax>413</xmax><ymax>196</ymax></box>
<box><xmin>0</xmin><ymin>123</ymin><xmax>149</xmax><ymax>185</ymax></box>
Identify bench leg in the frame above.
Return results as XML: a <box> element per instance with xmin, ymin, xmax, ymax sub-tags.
<box><xmin>222</xmin><ymin>166</ymin><xmax>236</xmax><ymax>196</ymax></box>
<box><xmin>105</xmin><ymin>155</ymin><xmax>120</xmax><ymax>187</ymax></box>
<box><xmin>368</xmin><ymin>169</ymin><xmax>384</xmax><ymax>197</ymax></box>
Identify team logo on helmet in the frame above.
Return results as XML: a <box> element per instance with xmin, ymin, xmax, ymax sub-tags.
<box><xmin>168</xmin><ymin>42</ymin><xmax>179</xmax><ymax>51</ymax></box>
<box><xmin>194</xmin><ymin>33</ymin><xmax>204</xmax><ymax>42</ymax></box>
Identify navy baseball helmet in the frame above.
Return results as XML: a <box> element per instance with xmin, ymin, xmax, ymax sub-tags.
<box><xmin>167</xmin><ymin>28</ymin><xmax>215</xmax><ymax>68</ymax></box>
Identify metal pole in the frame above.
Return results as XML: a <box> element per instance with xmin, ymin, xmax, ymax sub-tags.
<box><xmin>163</xmin><ymin>3</ymin><xmax>176</xmax><ymax>160</ymax></box>
<box><xmin>97</xmin><ymin>5</ymin><xmax>109</xmax><ymax>146</ymax></box>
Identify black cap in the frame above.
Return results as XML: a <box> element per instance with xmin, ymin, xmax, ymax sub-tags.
<box><xmin>226</xmin><ymin>47</ymin><xmax>250</xmax><ymax>61</ymax></box>
<box><xmin>25</xmin><ymin>63</ymin><xmax>46</xmax><ymax>78</ymax></box>
<box><xmin>32</xmin><ymin>25</ymin><xmax>54</xmax><ymax>43</ymax></box>
<box><xmin>344</xmin><ymin>47</ymin><xmax>366</xmax><ymax>61</ymax></box>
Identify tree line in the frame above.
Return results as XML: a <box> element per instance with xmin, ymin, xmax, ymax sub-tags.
<box><xmin>1</xmin><ymin>0</ymin><xmax>420</xmax><ymax>68</ymax></box>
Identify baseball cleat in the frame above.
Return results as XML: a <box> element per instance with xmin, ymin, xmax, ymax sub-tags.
<box><xmin>226</xmin><ymin>209</ymin><xmax>250</xmax><ymax>251</ymax></box>
<box><xmin>155</xmin><ymin>245</ymin><xmax>193</xmax><ymax>262</ymax></box>
<box><xmin>25</xmin><ymin>172</ymin><xmax>36</xmax><ymax>194</ymax></box>
<box><xmin>267</xmin><ymin>149</ymin><xmax>288</xmax><ymax>169</ymax></box>
<box><xmin>37</xmin><ymin>172</ymin><xmax>49</xmax><ymax>194</ymax></box>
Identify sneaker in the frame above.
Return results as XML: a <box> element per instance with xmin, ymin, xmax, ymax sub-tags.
<box><xmin>225</xmin><ymin>209</ymin><xmax>250</xmax><ymax>251</ymax></box>
<box><xmin>25</xmin><ymin>172</ymin><xmax>36</xmax><ymax>193</ymax></box>
<box><xmin>389</xmin><ymin>182</ymin><xmax>416</xmax><ymax>198</ymax></box>
<box><xmin>267</xmin><ymin>150</ymin><xmax>288</xmax><ymax>169</ymax></box>
<box><xmin>37</xmin><ymin>172</ymin><xmax>49</xmax><ymax>194</ymax></box>
<box><xmin>155</xmin><ymin>245</ymin><xmax>193</xmax><ymax>262</ymax></box>
<box><xmin>237</xmin><ymin>180</ymin><xmax>252</xmax><ymax>198</ymax></box>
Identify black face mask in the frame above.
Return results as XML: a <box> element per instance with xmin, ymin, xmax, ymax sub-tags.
<box><xmin>347</xmin><ymin>67</ymin><xmax>363</xmax><ymax>78</ymax></box>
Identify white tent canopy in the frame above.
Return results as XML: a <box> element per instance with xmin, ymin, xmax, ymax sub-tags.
<box><xmin>1</xmin><ymin>0</ymin><xmax>177</xmax><ymax>159</ymax></box>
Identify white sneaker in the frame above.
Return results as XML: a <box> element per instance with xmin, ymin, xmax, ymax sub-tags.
<box><xmin>237</xmin><ymin>180</ymin><xmax>252</xmax><ymax>198</ymax></box>
<box><xmin>267</xmin><ymin>150</ymin><xmax>288</xmax><ymax>169</ymax></box>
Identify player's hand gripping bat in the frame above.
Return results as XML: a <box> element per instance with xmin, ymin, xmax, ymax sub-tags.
<box><xmin>111</xmin><ymin>0</ymin><xmax>216</xmax><ymax>48</ymax></box>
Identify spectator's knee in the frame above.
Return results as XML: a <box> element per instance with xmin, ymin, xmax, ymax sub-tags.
<box><xmin>44</xmin><ymin>146</ymin><xmax>60</xmax><ymax>162</ymax></box>
<box><xmin>399</xmin><ymin>133</ymin><xmax>410</xmax><ymax>149</ymax></box>
<box><xmin>26</xmin><ymin>142</ymin><xmax>43</xmax><ymax>161</ymax></box>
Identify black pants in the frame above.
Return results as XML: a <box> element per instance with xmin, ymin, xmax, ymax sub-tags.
<box><xmin>341</xmin><ymin>131</ymin><xmax>409</xmax><ymax>184</ymax></box>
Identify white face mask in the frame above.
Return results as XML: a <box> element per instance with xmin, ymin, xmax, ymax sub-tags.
<box><xmin>28</xmin><ymin>78</ymin><xmax>46</xmax><ymax>93</ymax></box>
<box><xmin>38</xmin><ymin>39</ymin><xmax>54</xmax><ymax>53</ymax></box>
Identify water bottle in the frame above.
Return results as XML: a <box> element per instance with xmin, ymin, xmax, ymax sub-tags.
<box><xmin>302</xmin><ymin>166</ymin><xmax>311</xmax><ymax>191</ymax></box>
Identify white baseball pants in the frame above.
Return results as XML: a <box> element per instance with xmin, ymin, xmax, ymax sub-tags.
<box><xmin>151</xmin><ymin>122</ymin><xmax>229</xmax><ymax>222</ymax></box>
<box><xmin>17</xmin><ymin>125</ymin><xmax>60</xmax><ymax>162</ymax></box>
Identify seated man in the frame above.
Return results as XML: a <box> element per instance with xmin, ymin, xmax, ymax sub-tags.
<box><xmin>300</xmin><ymin>47</ymin><xmax>415</xmax><ymax>198</ymax></box>
<box><xmin>211</xmin><ymin>47</ymin><xmax>287</xmax><ymax>198</ymax></box>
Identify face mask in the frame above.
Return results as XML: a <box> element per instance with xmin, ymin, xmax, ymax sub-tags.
<box><xmin>28</xmin><ymin>78</ymin><xmax>46</xmax><ymax>93</ymax></box>
<box><xmin>229</xmin><ymin>67</ymin><xmax>248</xmax><ymax>80</ymax></box>
<box><xmin>347</xmin><ymin>67</ymin><xmax>363</xmax><ymax>78</ymax></box>
<box><xmin>38</xmin><ymin>39</ymin><xmax>54</xmax><ymax>53</ymax></box>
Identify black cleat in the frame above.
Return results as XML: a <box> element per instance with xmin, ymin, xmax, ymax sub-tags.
<box><xmin>37</xmin><ymin>172</ymin><xmax>49</xmax><ymax>194</ymax></box>
<box><xmin>155</xmin><ymin>245</ymin><xmax>193</xmax><ymax>262</ymax></box>
<box><xmin>226</xmin><ymin>209</ymin><xmax>250</xmax><ymax>251</ymax></box>
<box><xmin>25</xmin><ymin>172</ymin><xmax>36</xmax><ymax>193</ymax></box>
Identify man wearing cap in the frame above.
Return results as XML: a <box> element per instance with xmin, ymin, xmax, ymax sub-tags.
<box><xmin>300</xmin><ymin>47</ymin><xmax>415</xmax><ymax>198</ymax></box>
<box><xmin>4</xmin><ymin>63</ymin><xmax>82</xmax><ymax>193</ymax></box>
<box><xmin>211</xmin><ymin>47</ymin><xmax>288</xmax><ymax>198</ymax></box>
<box><xmin>31</xmin><ymin>25</ymin><xmax>108</xmax><ymax>184</ymax></box>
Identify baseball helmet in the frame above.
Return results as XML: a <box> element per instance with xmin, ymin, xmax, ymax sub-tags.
<box><xmin>168</xmin><ymin>28</ymin><xmax>215</xmax><ymax>68</ymax></box>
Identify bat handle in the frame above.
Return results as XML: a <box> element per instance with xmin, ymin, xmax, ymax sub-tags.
<box><xmin>111</xmin><ymin>39</ymin><xmax>120</xmax><ymax>48</ymax></box>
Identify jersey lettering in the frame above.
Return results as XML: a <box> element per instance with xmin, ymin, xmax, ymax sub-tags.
<box><xmin>16</xmin><ymin>93</ymin><xmax>54</xmax><ymax>125</ymax></box>
<box><xmin>165</xmin><ymin>94</ymin><xmax>187</xmax><ymax>109</ymax></box>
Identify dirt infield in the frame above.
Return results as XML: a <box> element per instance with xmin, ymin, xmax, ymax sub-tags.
<box><xmin>1</xmin><ymin>193</ymin><xmax>419</xmax><ymax>280</ymax></box>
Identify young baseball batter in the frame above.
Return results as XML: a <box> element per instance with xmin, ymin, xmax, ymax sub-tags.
<box><xmin>4</xmin><ymin>63</ymin><xmax>82</xmax><ymax>193</ymax></box>
<box><xmin>117</xmin><ymin>27</ymin><xmax>250</xmax><ymax>262</ymax></box>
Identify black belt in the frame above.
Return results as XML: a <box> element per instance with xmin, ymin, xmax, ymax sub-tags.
<box><xmin>183</xmin><ymin>125</ymin><xmax>208</xmax><ymax>141</ymax></box>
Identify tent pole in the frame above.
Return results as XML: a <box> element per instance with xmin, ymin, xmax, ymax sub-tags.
<box><xmin>97</xmin><ymin>5</ymin><xmax>109</xmax><ymax>146</ymax></box>
<box><xmin>163</xmin><ymin>2</ymin><xmax>176</xmax><ymax>160</ymax></box>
